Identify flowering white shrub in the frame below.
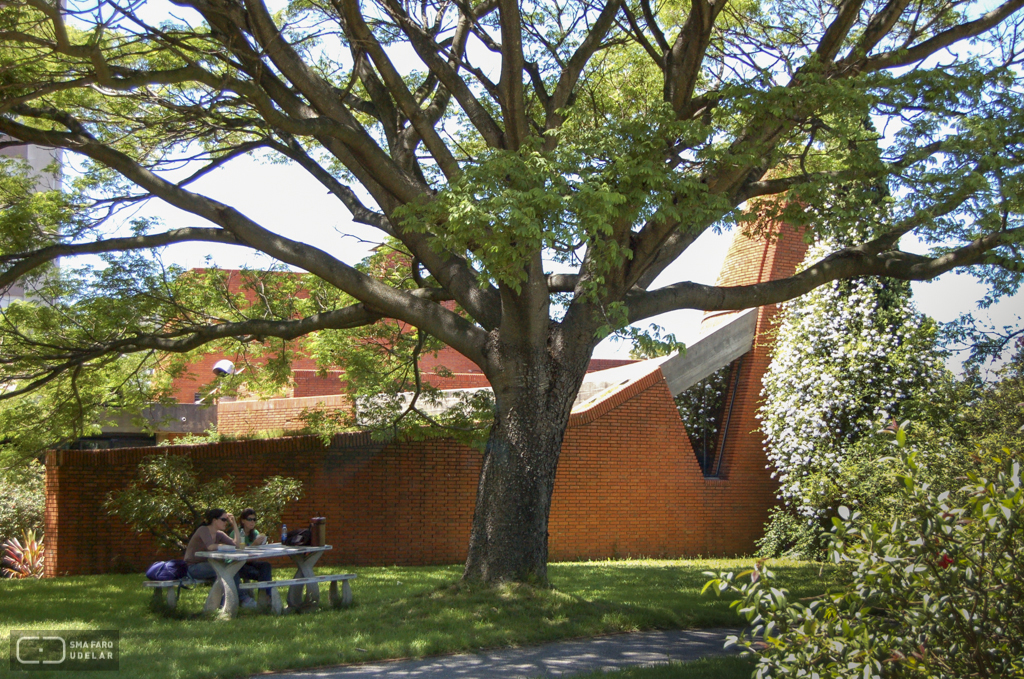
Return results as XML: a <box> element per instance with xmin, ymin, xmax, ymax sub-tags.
<box><xmin>759</xmin><ymin>242</ymin><xmax>946</xmax><ymax>540</ymax></box>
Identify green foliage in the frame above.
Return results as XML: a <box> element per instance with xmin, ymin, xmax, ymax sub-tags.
<box><xmin>755</xmin><ymin>506</ymin><xmax>823</xmax><ymax>561</ymax></box>
<box><xmin>759</xmin><ymin>242</ymin><xmax>949</xmax><ymax>557</ymax></box>
<box><xmin>104</xmin><ymin>454</ymin><xmax>303</xmax><ymax>551</ymax></box>
<box><xmin>2</xmin><ymin>529</ymin><xmax>44</xmax><ymax>579</ymax></box>
<box><xmin>157</xmin><ymin>428</ymin><xmax>224</xmax><ymax>446</ymax></box>
<box><xmin>153</xmin><ymin>265</ymin><xmax>320</xmax><ymax>403</ymax></box>
<box><xmin>0</xmin><ymin>252</ymin><xmax>175</xmax><ymax>466</ymax></box>
<box><xmin>674</xmin><ymin>364</ymin><xmax>732</xmax><ymax>474</ymax></box>
<box><xmin>759</xmin><ymin>342</ymin><xmax>1024</xmax><ymax>560</ymax></box>
<box><xmin>398</xmin><ymin>105</ymin><xmax>726</xmax><ymax>299</ymax></box>
<box><xmin>0</xmin><ymin>461</ymin><xmax>44</xmax><ymax>547</ymax></box>
<box><xmin>303</xmin><ymin>245</ymin><xmax>495</xmax><ymax>447</ymax></box>
<box><xmin>947</xmin><ymin>346</ymin><xmax>1024</xmax><ymax>460</ymax></box>
<box><xmin>355</xmin><ymin>387</ymin><xmax>496</xmax><ymax>450</ymax></box>
<box><xmin>706</xmin><ymin>441</ymin><xmax>1024</xmax><ymax>679</ymax></box>
<box><xmin>623</xmin><ymin>324</ymin><xmax>686</xmax><ymax>360</ymax></box>
<box><xmin>296</xmin><ymin>404</ymin><xmax>354</xmax><ymax>445</ymax></box>
<box><xmin>0</xmin><ymin>157</ymin><xmax>82</xmax><ymax>255</ymax></box>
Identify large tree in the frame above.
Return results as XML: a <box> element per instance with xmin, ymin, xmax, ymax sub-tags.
<box><xmin>2</xmin><ymin>0</ymin><xmax>1024</xmax><ymax>584</ymax></box>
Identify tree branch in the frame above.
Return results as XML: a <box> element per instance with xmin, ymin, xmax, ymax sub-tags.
<box><xmin>627</xmin><ymin>226</ymin><xmax>1024</xmax><ymax>322</ymax></box>
<box><xmin>497</xmin><ymin>0</ymin><xmax>529</xmax><ymax>149</ymax></box>
<box><xmin>337</xmin><ymin>0</ymin><xmax>460</xmax><ymax>179</ymax></box>
<box><xmin>815</xmin><ymin>0</ymin><xmax>866</xmax><ymax>63</ymax></box>
<box><xmin>267</xmin><ymin>135</ymin><xmax>392</xmax><ymax>233</ymax></box>
<box><xmin>0</xmin><ymin>115</ymin><xmax>490</xmax><ymax>367</ymax></box>
<box><xmin>380</xmin><ymin>0</ymin><xmax>506</xmax><ymax>148</ymax></box>
<box><xmin>544</xmin><ymin>0</ymin><xmax>622</xmax><ymax>141</ymax></box>
<box><xmin>238</xmin><ymin>0</ymin><xmax>429</xmax><ymax>202</ymax></box>
<box><xmin>860</xmin><ymin>0</ymin><xmax>1024</xmax><ymax>72</ymax></box>
<box><xmin>1</xmin><ymin>228</ymin><xmax>243</xmax><ymax>292</ymax></box>
<box><xmin>664</xmin><ymin>0</ymin><xmax>726</xmax><ymax>114</ymax></box>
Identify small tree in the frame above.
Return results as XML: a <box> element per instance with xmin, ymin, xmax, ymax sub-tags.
<box><xmin>105</xmin><ymin>454</ymin><xmax>302</xmax><ymax>551</ymax></box>
<box><xmin>759</xmin><ymin>242</ymin><xmax>948</xmax><ymax>557</ymax></box>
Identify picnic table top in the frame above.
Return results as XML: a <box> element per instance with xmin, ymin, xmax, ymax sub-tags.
<box><xmin>194</xmin><ymin>544</ymin><xmax>332</xmax><ymax>560</ymax></box>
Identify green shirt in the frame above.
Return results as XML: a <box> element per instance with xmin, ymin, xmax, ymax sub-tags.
<box><xmin>229</xmin><ymin>528</ymin><xmax>261</xmax><ymax>546</ymax></box>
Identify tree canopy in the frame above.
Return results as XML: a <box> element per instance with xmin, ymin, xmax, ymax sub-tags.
<box><xmin>3</xmin><ymin>0</ymin><xmax>1024</xmax><ymax>583</ymax></box>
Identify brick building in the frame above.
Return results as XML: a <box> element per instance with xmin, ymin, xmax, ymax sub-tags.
<box><xmin>43</xmin><ymin>221</ymin><xmax>808</xmax><ymax>575</ymax></box>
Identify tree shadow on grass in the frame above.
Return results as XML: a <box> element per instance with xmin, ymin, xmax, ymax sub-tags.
<box><xmin>0</xmin><ymin>560</ymin><xmax>830</xmax><ymax>679</ymax></box>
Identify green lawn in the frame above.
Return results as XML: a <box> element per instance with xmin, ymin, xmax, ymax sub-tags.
<box><xmin>0</xmin><ymin>558</ymin><xmax>823</xmax><ymax>679</ymax></box>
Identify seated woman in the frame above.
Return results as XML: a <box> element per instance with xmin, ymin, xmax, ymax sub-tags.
<box><xmin>230</xmin><ymin>508</ymin><xmax>272</xmax><ymax>586</ymax></box>
<box><xmin>183</xmin><ymin>508</ymin><xmax>257</xmax><ymax>609</ymax></box>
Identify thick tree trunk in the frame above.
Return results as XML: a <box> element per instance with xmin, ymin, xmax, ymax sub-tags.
<box><xmin>462</xmin><ymin>337</ymin><xmax>592</xmax><ymax>584</ymax></box>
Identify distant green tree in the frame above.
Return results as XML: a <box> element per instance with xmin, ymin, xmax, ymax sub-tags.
<box><xmin>105</xmin><ymin>454</ymin><xmax>303</xmax><ymax>551</ymax></box>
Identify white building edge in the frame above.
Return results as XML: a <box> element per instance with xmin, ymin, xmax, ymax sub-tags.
<box><xmin>0</xmin><ymin>140</ymin><xmax>62</xmax><ymax>308</ymax></box>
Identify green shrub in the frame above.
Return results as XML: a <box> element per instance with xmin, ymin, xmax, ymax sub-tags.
<box><xmin>105</xmin><ymin>454</ymin><xmax>303</xmax><ymax>550</ymax></box>
<box><xmin>758</xmin><ymin>249</ymin><xmax>948</xmax><ymax>559</ymax></box>
<box><xmin>706</xmin><ymin>441</ymin><xmax>1024</xmax><ymax>678</ymax></box>
<box><xmin>0</xmin><ymin>462</ymin><xmax>44</xmax><ymax>546</ymax></box>
<box><xmin>755</xmin><ymin>506</ymin><xmax>826</xmax><ymax>561</ymax></box>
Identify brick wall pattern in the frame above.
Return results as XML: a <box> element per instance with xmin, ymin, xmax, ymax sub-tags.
<box><xmin>697</xmin><ymin>221</ymin><xmax>809</xmax><ymax>552</ymax></box>
<box><xmin>46</xmin><ymin>365</ymin><xmax>761</xmax><ymax>576</ymax></box>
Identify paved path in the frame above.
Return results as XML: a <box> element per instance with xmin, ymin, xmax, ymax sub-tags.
<box><xmin>261</xmin><ymin>628</ymin><xmax>741</xmax><ymax>679</ymax></box>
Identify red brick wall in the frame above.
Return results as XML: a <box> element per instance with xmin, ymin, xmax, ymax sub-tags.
<box><xmin>696</xmin><ymin>216</ymin><xmax>809</xmax><ymax>552</ymax></box>
<box><xmin>217</xmin><ymin>394</ymin><xmax>351</xmax><ymax>436</ymax></box>
<box><xmin>45</xmin><ymin>366</ymin><xmax>774</xmax><ymax>576</ymax></box>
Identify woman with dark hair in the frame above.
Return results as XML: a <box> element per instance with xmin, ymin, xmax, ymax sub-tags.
<box><xmin>183</xmin><ymin>508</ymin><xmax>257</xmax><ymax>609</ymax></box>
<box><xmin>230</xmin><ymin>508</ymin><xmax>272</xmax><ymax>587</ymax></box>
<box><xmin>231</xmin><ymin>508</ymin><xmax>268</xmax><ymax>546</ymax></box>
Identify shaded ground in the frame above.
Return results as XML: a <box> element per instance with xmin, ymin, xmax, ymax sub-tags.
<box><xmin>261</xmin><ymin>628</ymin><xmax>743</xmax><ymax>678</ymax></box>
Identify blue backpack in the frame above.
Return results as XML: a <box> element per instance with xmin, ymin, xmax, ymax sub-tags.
<box><xmin>145</xmin><ymin>559</ymin><xmax>189</xmax><ymax>581</ymax></box>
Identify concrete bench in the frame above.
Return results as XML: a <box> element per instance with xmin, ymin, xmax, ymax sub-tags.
<box><xmin>143</xmin><ymin>578</ymin><xmax>210</xmax><ymax>609</ymax></box>
<box><xmin>145</xmin><ymin>573</ymin><xmax>357</xmax><ymax>614</ymax></box>
<box><xmin>240</xmin><ymin>573</ymin><xmax>357</xmax><ymax>615</ymax></box>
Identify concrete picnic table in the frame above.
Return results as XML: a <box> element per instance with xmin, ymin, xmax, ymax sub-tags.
<box><xmin>194</xmin><ymin>544</ymin><xmax>332</xmax><ymax>618</ymax></box>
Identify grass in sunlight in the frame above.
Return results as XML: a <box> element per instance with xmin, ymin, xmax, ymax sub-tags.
<box><xmin>0</xmin><ymin>557</ymin><xmax>828</xmax><ymax>679</ymax></box>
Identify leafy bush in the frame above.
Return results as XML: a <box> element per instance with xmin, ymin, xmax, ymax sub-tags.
<box><xmin>105</xmin><ymin>454</ymin><xmax>303</xmax><ymax>551</ymax></box>
<box><xmin>754</xmin><ymin>506</ymin><xmax>823</xmax><ymax>561</ymax></box>
<box><xmin>705</xmin><ymin>441</ymin><xmax>1024</xmax><ymax>678</ymax></box>
<box><xmin>758</xmin><ymin>250</ymin><xmax>950</xmax><ymax>558</ymax></box>
<box><xmin>0</xmin><ymin>462</ymin><xmax>44</xmax><ymax>547</ymax></box>
<box><xmin>3</xmin><ymin>529</ymin><xmax>45</xmax><ymax>579</ymax></box>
